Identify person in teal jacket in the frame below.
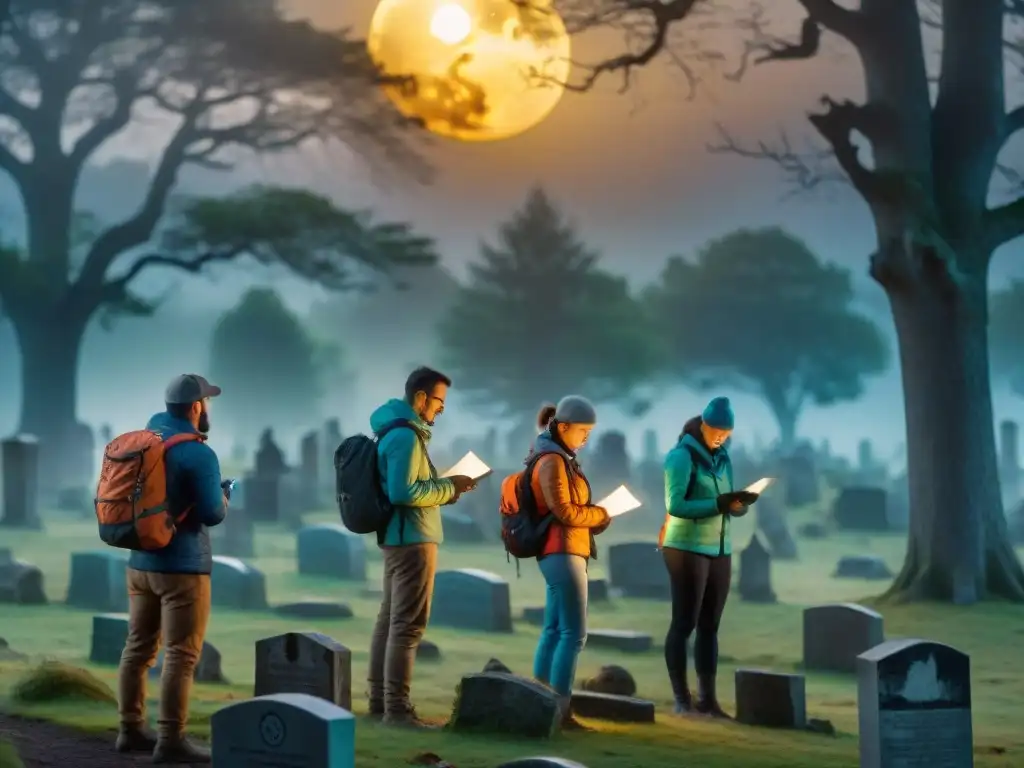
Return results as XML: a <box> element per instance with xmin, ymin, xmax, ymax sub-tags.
<box><xmin>660</xmin><ymin>396</ymin><xmax>748</xmax><ymax>717</ymax></box>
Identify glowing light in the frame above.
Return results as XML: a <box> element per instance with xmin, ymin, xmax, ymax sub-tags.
<box><xmin>430</xmin><ymin>4</ymin><xmax>472</xmax><ymax>45</ymax></box>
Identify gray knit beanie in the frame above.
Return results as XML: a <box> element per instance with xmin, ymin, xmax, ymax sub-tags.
<box><xmin>554</xmin><ymin>395</ymin><xmax>597</xmax><ymax>425</ymax></box>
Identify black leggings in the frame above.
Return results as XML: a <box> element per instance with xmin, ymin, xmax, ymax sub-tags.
<box><xmin>663</xmin><ymin>548</ymin><xmax>732</xmax><ymax>679</ymax></box>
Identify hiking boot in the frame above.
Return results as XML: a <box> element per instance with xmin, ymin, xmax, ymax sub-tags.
<box><xmin>695</xmin><ymin>675</ymin><xmax>731</xmax><ymax>719</ymax></box>
<box><xmin>382</xmin><ymin>709</ymin><xmax>439</xmax><ymax>730</ymax></box>
<box><xmin>114</xmin><ymin>724</ymin><xmax>158</xmax><ymax>753</ymax></box>
<box><xmin>152</xmin><ymin>736</ymin><xmax>212</xmax><ymax>763</ymax></box>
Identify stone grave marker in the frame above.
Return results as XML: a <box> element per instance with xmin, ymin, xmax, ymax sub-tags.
<box><xmin>803</xmin><ymin>603</ymin><xmax>884</xmax><ymax>673</ymax></box>
<box><xmin>212</xmin><ymin>556</ymin><xmax>268</xmax><ymax>610</ymax></box>
<box><xmin>296</xmin><ymin>523</ymin><xmax>366</xmax><ymax>581</ymax></box>
<box><xmin>432</xmin><ymin>569</ymin><xmax>513</xmax><ymax>632</ymax></box>
<box><xmin>581</xmin><ymin>665</ymin><xmax>636</xmax><ymax>697</ymax></box>
<box><xmin>586</xmin><ymin>629</ymin><xmax>652</xmax><ymax>653</ymax></box>
<box><xmin>755</xmin><ymin>497</ymin><xmax>798</xmax><ymax>560</ymax></box>
<box><xmin>521</xmin><ymin>606</ymin><xmax>545</xmax><ymax>626</ymax></box>
<box><xmin>440</xmin><ymin>509</ymin><xmax>486</xmax><ymax>542</ymax></box>
<box><xmin>211</xmin><ymin>692</ymin><xmax>354</xmax><ymax>768</ymax></box>
<box><xmin>0</xmin><ymin>435</ymin><xmax>43</xmax><ymax>529</ymax></box>
<box><xmin>417</xmin><ymin>639</ymin><xmax>441</xmax><ymax>661</ymax></box>
<box><xmin>734</xmin><ymin>669</ymin><xmax>807</xmax><ymax>728</ymax></box>
<box><xmin>588</xmin><ymin>578</ymin><xmax>610</xmax><ymax>602</ymax></box>
<box><xmin>569</xmin><ymin>691</ymin><xmax>655</xmax><ymax>723</ymax></box>
<box><xmin>858</xmin><ymin>639</ymin><xmax>973</xmax><ymax>768</ymax></box>
<box><xmin>608</xmin><ymin>542</ymin><xmax>670</xmax><ymax>599</ymax></box>
<box><xmin>90</xmin><ymin>613</ymin><xmax>129</xmax><ymax>665</ymax></box>
<box><xmin>66</xmin><ymin>551</ymin><xmax>128</xmax><ymax>612</ymax></box>
<box><xmin>834</xmin><ymin>487</ymin><xmax>889</xmax><ymax>531</ymax></box>
<box><xmin>0</xmin><ymin>551</ymin><xmax>47</xmax><ymax>604</ymax></box>
<box><xmin>243</xmin><ymin>474</ymin><xmax>282</xmax><ymax>523</ymax></box>
<box><xmin>254</xmin><ymin>631</ymin><xmax>352</xmax><ymax>711</ymax></box>
<box><xmin>213</xmin><ymin>507</ymin><xmax>255</xmax><ymax>559</ymax></box>
<box><xmin>274</xmin><ymin>601</ymin><xmax>353</xmax><ymax>620</ymax></box>
<box><xmin>833</xmin><ymin>555</ymin><xmax>893</xmax><ymax>580</ymax></box>
<box><xmin>738</xmin><ymin>533</ymin><xmax>777</xmax><ymax>603</ymax></box>
<box><xmin>450</xmin><ymin>672</ymin><xmax>560</xmax><ymax>737</ymax></box>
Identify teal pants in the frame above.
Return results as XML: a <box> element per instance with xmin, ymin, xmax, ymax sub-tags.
<box><xmin>532</xmin><ymin>553</ymin><xmax>588</xmax><ymax>696</ymax></box>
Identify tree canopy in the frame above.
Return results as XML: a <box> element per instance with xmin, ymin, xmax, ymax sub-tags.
<box><xmin>989</xmin><ymin>279</ymin><xmax>1024</xmax><ymax>397</ymax></box>
<box><xmin>438</xmin><ymin>187</ymin><xmax>658</xmax><ymax>419</ymax></box>
<box><xmin>649</xmin><ymin>228</ymin><xmax>889</xmax><ymax>450</ymax></box>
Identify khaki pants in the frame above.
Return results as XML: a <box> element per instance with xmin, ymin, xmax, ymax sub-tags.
<box><xmin>367</xmin><ymin>543</ymin><xmax>437</xmax><ymax>714</ymax></box>
<box><xmin>117</xmin><ymin>569</ymin><xmax>211</xmax><ymax>738</ymax></box>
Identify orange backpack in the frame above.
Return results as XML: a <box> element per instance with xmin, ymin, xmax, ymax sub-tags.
<box><xmin>94</xmin><ymin>430</ymin><xmax>203</xmax><ymax>551</ymax></box>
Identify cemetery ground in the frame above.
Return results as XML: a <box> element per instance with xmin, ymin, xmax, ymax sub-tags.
<box><xmin>1</xmin><ymin>510</ymin><xmax>1022</xmax><ymax>768</ymax></box>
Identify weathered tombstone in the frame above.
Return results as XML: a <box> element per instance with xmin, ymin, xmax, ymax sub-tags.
<box><xmin>755</xmin><ymin>497</ymin><xmax>798</xmax><ymax>560</ymax></box>
<box><xmin>296</xmin><ymin>523</ymin><xmax>367</xmax><ymax>581</ymax></box>
<box><xmin>90</xmin><ymin>613</ymin><xmax>128</xmax><ymax>665</ymax></box>
<box><xmin>608</xmin><ymin>542</ymin><xmax>670</xmax><ymax>599</ymax></box>
<box><xmin>212</xmin><ymin>507</ymin><xmax>255</xmax><ymax>558</ymax></box>
<box><xmin>569</xmin><ymin>691</ymin><xmax>655</xmax><ymax>723</ymax></box>
<box><xmin>254</xmin><ymin>631</ymin><xmax>352</xmax><ymax>711</ymax></box>
<box><xmin>497</xmin><ymin>760</ymin><xmax>590</xmax><ymax>768</ymax></box>
<box><xmin>858</xmin><ymin>639</ymin><xmax>973</xmax><ymax>768</ymax></box>
<box><xmin>0</xmin><ymin>551</ymin><xmax>47</xmax><ymax>604</ymax></box>
<box><xmin>803</xmin><ymin>603</ymin><xmax>884</xmax><ymax>673</ymax></box>
<box><xmin>588</xmin><ymin>578</ymin><xmax>610</xmax><ymax>602</ymax></box>
<box><xmin>418</xmin><ymin>639</ymin><xmax>441</xmax><ymax>661</ymax></box>
<box><xmin>0</xmin><ymin>435</ymin><xmax>43</xmax><ymax>529</ymax></box>
<box><xmin>212</xmin><ymin>556</ymin><xmax>268</xmax><ymax>610</ymax></box>
<box><xmin>450</xmin><ymin>672</ymin><xmax>560</xmax><ymax>737</ymax></box>
<box><xmin>431</xmin><ymin>569</ymin><xmax>513</xmax><ymax>632</ymax></box>
<box><xmin>298</xmin><ymin>430</ymin><xmax>319</xmax><ymax>510</ymax></box>
<box><xmin>211</xmin><ymin>692</ymin><xmax>355</xmax><ymax>768</ymax></box>
<box><xmin>66</xmin><ymin>550</ymin><xmax>128</xmax><ymax>612</ymax></box>
<box><xmin>738</xmin><ymin>532</ymin><xmax>776</xmax><ymax>603</ymax></box>
<box><xmin>734</xmin><ymin>669</ymin><xmax>807</xmax><ymax>728</ymax></box>
<box><xmin>580</xmin><ymin>664</ymin><xmax>636</xmax><ymax>697</ymax></box>
<box><xmin>586</xmin><ymin>629</ymin><xmax>652</xmax><ymax>653</ymax></box>
<box><xmin>274</xmin><ymin>601</ymin><xmax>353</xmax><ymax>620</ymax></box>
<box><xmin>440</xmin><ymin>509</ymin><xmax>486</xmax><ymax>542</ymax></box>
<box><xmin>255</xmin><ymin>428</ymin><xmax>288</xmax><ymax>477</ymax></box>
<box><xmin>151</xmin><ymin>641</ymin><xmax>227</xmax><ymax>683</ymax></box>
<box><xmin>833</xmin><ymin>555</ymin><xmax>893</xmax><ymax>580</ymax></box>
<box><xmin>834</xmin><ymin>487</ymin><xmax>889</xmax><ymax>531</ymax></box>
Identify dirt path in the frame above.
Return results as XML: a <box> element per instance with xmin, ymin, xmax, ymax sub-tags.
<box><xmin>0</xmin><ymin>714</ymin><xmax>202</xmax><ymax>767</ymax></box>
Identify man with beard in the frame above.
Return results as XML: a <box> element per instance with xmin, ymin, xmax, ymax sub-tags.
<box><xmin>367</xmin><ymin>366</ymin><xmax>478</xmax><ymax>728</ymax></box>
<box><xmin>115</xmin><ymin>374</ymin><xmax>229</xmax><ymax>763</ymax></box>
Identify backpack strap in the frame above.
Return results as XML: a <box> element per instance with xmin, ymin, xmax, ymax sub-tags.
<box><xmin>372</xmin><ymin>419</ymin><xmax>425</xmax><ymax>546</ymax></box>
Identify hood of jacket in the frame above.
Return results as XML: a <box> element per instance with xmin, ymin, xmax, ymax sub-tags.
<box><xmin>369</xmin><ymin>398</ymin><xmax>432</xmax><ymax>441</ymax></box>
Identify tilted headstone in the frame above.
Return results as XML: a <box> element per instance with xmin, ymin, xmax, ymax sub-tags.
<box><xmin>212</xmin><ymin>556</ymin><xmax>267</xmax><ymax>610</ymax></box>
<box><xmin>254</xmin><ymin>631</ymin><xmax>352</xmax><ymax>711</ymax></box>
<box><xmin>450</xmin><ymin>672</ymin><xmax>560</xmax><ymax>737</ymax></box>
<box><xmin>858</xmin><ymin>639</ymin><xmax>973</xmax><ymax>768</ymax></box>
<box><xmin>211</xmin><ymin>692</ymin><xmax>355</xmax><ymax>768</ymax></box>
<box><xmin>755</xmin><ymin>497</ymin><xmax>798</xmax><ymax>560</ymax></box>
<box><xmin>0</xmin><ymin>553</ymin><xmax>46</xmax><ymax>604</ymax></box>
<box><xmin>90</xmin><ymin>613</ymin><xmax>129</xmax><ymax>665</ymax></box>
<box><xmin>0</xmin><ymin>435</ymin><xmax>43</xmax><ymax>529</ymax></box>
<box><xmin>803</xmin><ymin>603</ymin><xmax>884</xmax><ymax>673</ymax></box>
<box><xmin>833</xmin><ymin>555</ymin><xmax>893</xmax><ymax>580</ymax></box>
<box><xmin>834</xmin><ymin>487</ymin><xmax>888</xmax><ymax>531</ymax></box>
<box><xmin>608</xmin><ymin>542</ymin><xmax>670</xmax><ymax>599</ymax></box>
<box><xmin>569</xmin><ymin>691</ymin><xmax>655</xmax><ymax>723</ymax></box>
<box><xmin>431</xmin><ymin>569</ymin><xmax>513</xmax><ymax>633</ymax></box>
<box><xmin>151</xmin><ymin>641</ymin><xmax>226</xmax><ymax>683</ymax></box>
<box><xmin>586</xmin><ymin>629</ymin><xmax>652</xmax><ymax>653</ymax></box>
<box><xmin>738</xmin><ymin>533</ymin><xmax>776</xmax><ymax>603</ymax></box>
<box><xmin>296</xmin><ymin>523</ymin><xmax>366</xmax><ymax>581</ymax></box>
<box><xmin>734</xmin><ymin>669</ymin><xmax>807</xmax><ymax>728</ymax></box>
<box><xmin>66</xmin><ymin>550</ymin><xmax>128</xmax><ymax>612</ymax></box>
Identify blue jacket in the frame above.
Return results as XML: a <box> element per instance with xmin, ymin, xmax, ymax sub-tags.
<box><xmin>128</xmin><ymin>412</ymin><xmax>227</xmax><ymax>574</ymax></box>
<box><xmin>371</xmin><ymin>398</ymin><xmax>455</xmax><ymax>546</ymax></box>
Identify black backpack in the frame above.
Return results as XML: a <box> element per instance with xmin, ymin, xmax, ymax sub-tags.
<box><xmin>334</xmin><ymin>419</ymin><xmax>412</xmax><ymax>537</ymax></box>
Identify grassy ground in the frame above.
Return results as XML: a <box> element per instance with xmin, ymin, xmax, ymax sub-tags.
<box><xmin>2</xmin><ymin>508</ymin><xmax>1023</xmax><ymax>767</ymax></box>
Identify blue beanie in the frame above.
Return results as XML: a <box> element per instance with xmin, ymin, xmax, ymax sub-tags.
<box><xmin>702</xmin><ymin>397</ymin><xmax>734</xmax><ymax>430</ymax></box>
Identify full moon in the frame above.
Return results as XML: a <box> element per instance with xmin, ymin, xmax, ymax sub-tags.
<box><xmin>367</xmin><ymin>0</ymin><xmax>572</xmax><ymax>141</ymax></box>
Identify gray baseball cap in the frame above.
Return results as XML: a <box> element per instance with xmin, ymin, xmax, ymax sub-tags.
<box><xmin>165</xmin><ymin>374</ymin><xmax>222</xmax><ymax>405</ymax></box>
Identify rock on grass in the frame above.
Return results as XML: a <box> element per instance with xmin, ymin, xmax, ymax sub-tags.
<box><xmin>11</xmin><ymin>662</ymin><xmax>116</xmax><ymax>705</ymax></box>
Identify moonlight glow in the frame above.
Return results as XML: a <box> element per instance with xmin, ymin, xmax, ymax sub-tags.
<box><xmin>367</xmin><ymin>0</ymin><xmax>571</xmax><ymax>141</ymax></box>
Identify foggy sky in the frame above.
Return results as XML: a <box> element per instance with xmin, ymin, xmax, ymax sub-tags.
<box><xmin>3</xmin><ymin>0</ymin><xmax>1024</xmax><ymax>459</ymax></box>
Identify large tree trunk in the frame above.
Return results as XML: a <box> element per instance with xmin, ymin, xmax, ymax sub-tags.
<box><xmin>770</xmin><ymin>404</ymin><xmax>798</xmax><ymax>454</ymax></box>
<box><xmin>882</xmin><ymin>253</ymin><xmax>1024</xmax><ymax>603</ymax></box>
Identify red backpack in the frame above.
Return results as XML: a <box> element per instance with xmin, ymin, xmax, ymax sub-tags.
<box><xmin>94</xmin><ymin>430</ymin><xmax>203</xmax><ymax>550</ymax></box>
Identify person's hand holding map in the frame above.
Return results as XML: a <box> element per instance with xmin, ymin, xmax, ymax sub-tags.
<box><xmin>595</xmin><ymin>485</ymin><xmax>642</xmax><ymax>518</ymax></box>
<box><xmin>718</xmin><ymin>477</ymin><xmax>774</xmax><ymax>515</ymax></box>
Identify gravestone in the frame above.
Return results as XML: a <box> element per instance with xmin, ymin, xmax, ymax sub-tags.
<box><xmin>755</xmin><ymin>497</ymin><xmax>798</xmax><ymax>560</ymax></box>
<box><xmin>450</xmin><ymin>672</ymin><xmax>560</xmax><ymax>738</ymax></box>
<box><xmin>417</xmin><ymin>639</ymin><xmax>441</xmax><ymax>661</ymax></box>
<box><xmin>738</xmin><ymin>533</ymin><xmax>777</xmax><ymax>603</ymax></box>
<box><xmin>151</xmin><ymin>641</ymin><xmax>226</xmax><ymax>683</ymax></box>
<box><xmin>66</xmin><ymin>550</ymin><xmax>128</xmax><ymax>612</ymax></box>
<box><xmin>90</xmin><ymin>613</ymin><xmax>129</xmax><ymax>665</ymax></box>
<box><xmin>274</xmin><ymin>601</ymin><xmax>353</xmax><ymax>620</ymax></box>
<box><xmin>0</xmin><ymin>550</ymin><xmax>47</xmax><ymax>604</ymax></box>
<box><xmin>432</xmin><ymin>569</ymin><xmax>513</xmax><ymax>632</ymax></box>
<box><xmin>833</xmin><ymin>555</ymin><xmax>893</xmax><ymax>580</ymax></box>
<box><xmin>779</xmin><ymin>452</ymin><xmax>819</xmax><ymax>507</ymax></box>
<box><xmin>608</xmin><ymin>542</ymin><xmax>670</xmax><ymax>599</ymax></box>
<box><xmin>243</xmin><ymin>474</ymin><xmax>282</xmax><ymax>523</ymax></box>
<box><xmin>588</xmin><ymin>578</ymin><xmax>610</xmax><ymax>602</ymax></box>
<box><xmin>254</xmin><ymin>631</ymin><xmax>352</xmax><ymax>711</ymax></box>
<box><xmin>299</xmin><ymin>430</ymin><xmax>319</xmax><ymax>510</ymax></box>
<box><xmin>213</xmin><ymin>506</ymin><xmax>255</xmax><ymax>558</ymax></box>
<box><xmin>212</xmin><ymin>556</ymin><xmax>267</xmax><ymax>610</ymax></box>
<box><xmin>569</xmin><ymin>691</ymin><xmax>655</xmax><ymax>723</ymax></box>
<box><xmin>803</xmin><ymin>603</ymin><xmax>884</xmax><ymax>673</ymax></box>
<box><xmin>589</xmin><ymin>431</ymin><xmax>632</xmax><ymax>498</ymax></box>
<box><xmin>858</xmin><ymin>639</ymin><xmax>973</xmax><ymax>768</ymax></box>
<box><xmin>521</xmin><ymin>606</ymin><xmax>545</xmax><ymax>626</ymax></box>
<box><xmin>0</xmin><ymin>435</ymin><xmax>43</xmax><ymax>529</ymax></box>
<box><xmin>296</xmin><ymin>523</ymin><xmax>367</xmax><ymax>581</ymax></box>
<box><xmin>211</xmin><ymin>692</ymin><xmax>355</xmax><ymax>768</ymax></box>
<box><xmin>734</xmin><ymin>669</ymin><xmax>807</xmax><ymax>728</ymax></box>
<box><xmin>440</xmin><ymin>509</ymin><xmax>486</xmax><ymax>542</ymax></box>
<box><xmin>581</xmin><ymin>665</ymin><xmax>636</xmax><ymax>697</ymax></box>
<box><xmin>587</xmin><ymin>629</ymin><xmax>652</xmax><ymax>653</ymax></box>
<box><xmin>834</xmin><ymin>487</ymin><xmax>889</xmax><ymax>531</ymax></box>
